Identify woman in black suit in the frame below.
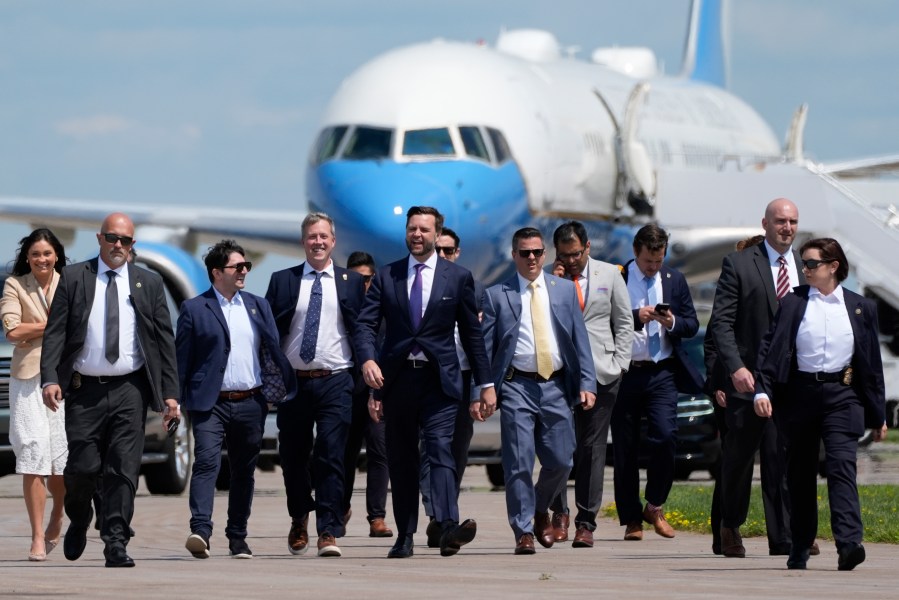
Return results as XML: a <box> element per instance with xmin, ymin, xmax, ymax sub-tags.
<box><xmin>754</xmin><ymin>237</ymin><xmax>887</xmax><ymax>571</ymax></box>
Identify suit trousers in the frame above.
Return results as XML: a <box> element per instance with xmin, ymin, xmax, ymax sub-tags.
<box><xmin>188</xmin><ymin>394</ymin><xmax>266</xmax><ymax>541</ymax></box>
<box><xmin>385</xmin><ymin>362</ymin><xmax>460</xmax><ymax>534</ymax></box>
<box><xmin>420</xmin><ymin>369</ymin><xmax>475</xmax><ymax>518</ymax></box>
<box><xmin>611</xmin><ymin>362</ymin><xmax>678</xmax><ymax>524</ymax></box>
<box><xmin>63</xmin><ymin>372</ymin><xmax>149</xmax><ymax>550</ymax></box>
<box><xmin>278</xmin><ymin>370</ymin><xmax>353</xmax><ymax>537</ymax></box>
<box><xmin>342</xmin><ymin>385</ymin><xmax>389</xmax><ymax>523</ymax></box>
<box><xmin>500</xmin><ymin>375</ymin><xmax>575</xmax><ymax>540</ymax></box>
<box><xmin>720</xmin><ymin>397</ymin><xmax>791</xmax><ymax>549</ymax></box>
<box><xmin>783</xmin><ymin>380</ymin><xmax>864</xmax><ymax>551</ymax></box>
<box><xmin>710</xmin><ymin>401</ymin><xmax>727</xmax><ymax>551</ymax></box>
<box><xmin>550</xmin><ymin>377</ymin><xmax>620</xmax><ymax>531</ymax></box>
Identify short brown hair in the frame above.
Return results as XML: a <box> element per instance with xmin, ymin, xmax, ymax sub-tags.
<box><xmin>799</xmin><ymin>237</ymin><xmax>849</xmax><ymax>282</ymax></box>
<box><xmin>633</xmin><ymin>223</ymin><xmax>668</xmax><ymax>254</ymax></box>
<box><xmin>405</xmin><ymin>206</ymin><xmax>444</xmax><ymax>233</ymax></box>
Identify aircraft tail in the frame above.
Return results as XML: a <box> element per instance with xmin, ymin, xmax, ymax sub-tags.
<box><xmin>681</xmin><ymin>0</ymin><xmax>728</xmax><ymax>88</ymax></box>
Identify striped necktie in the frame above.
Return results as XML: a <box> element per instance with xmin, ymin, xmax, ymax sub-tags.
<box><xmin>776</xmin><ymin>256</ymin><xmax>790</xmax><ymax>300</ymax></box>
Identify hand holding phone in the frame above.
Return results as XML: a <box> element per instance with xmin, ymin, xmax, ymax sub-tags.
<box><xmin>166</xmin><ymin>417</ymin><xmax>181</xmax><ymax>437</ymax></box>
<box><xmin>654</xmin><ymin>302</ymin><xmax>670</xmax><ymax>314</ymax></box>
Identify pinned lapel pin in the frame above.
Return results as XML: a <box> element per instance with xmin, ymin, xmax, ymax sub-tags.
<box><xmin>342</xmin><ymin>273</ymin><xmax>347</xmax><ymax>280</ymax></box>
<box><xmin>252</xmin><ymin>308</ymin><xmax>257</xmax><ymax>315</ymax></box>
<box><xmin>855</xmin><ymin>308</ymin><xmax>861</xmax><ymax>314</ymax></box>
<box><xmin>550</xmin><ymin>280</ymin><xmax>556</xmax><ymax>286</ymax></box>
<box><xmin>136</xmin><ymin>282</ymin><xmax>142</xmax><ymax>288</ymax></box>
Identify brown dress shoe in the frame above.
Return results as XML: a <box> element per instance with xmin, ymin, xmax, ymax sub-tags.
<box><xmin>809</xmin><ymin>541</ymin><xmax>820</xmax><ymax>556</ymax></box>
<box><xmin>369</xmin><ymin>518</ymin><xmax>394</xmax><ymax>538</ymax></box>
<box><xmin>533</xmin><ymin>512</ymin><xmax>555</xmax><ymax>548</ymax></box>
<box><xmin>551</xmin><ymin>512</ymin><xmax>569</xmax><ymax>542</ymax></box>
<box><xmin>515</xmin><ymin>533</ymin><xmax>536</xmax><ymax>555</ymax></box>
<box><xmin>572</xmin><ymin>526</ymin><xmax>594</xmax><ymax>548</ymax></box>
<box><xmin>317</xmin><ymin>533</ymin><xmax>342</xmax><ymax>557</ymax></box>
<box><xmin>624</xmin><ymin>521</ymin><xmax>643</xmax><ymax>541</ymax></box>
<box><xmin>288</xmin><ymin>515</ymin><xmax>310</xmax><ymax>555</ymax></box>
<box><xmin>642</xmin><ymin>504</ymin><xmax>675</xmax><ymax>538</ymax></box>
<box><xmin>720</xmin><ymin>526</ymin><xmax>746</xmax><ymax>557</ymax></box>
<box><xmin>426</xmin><ymin>518</ymin><xmax>442</xmax><ymax>548</ymax></box>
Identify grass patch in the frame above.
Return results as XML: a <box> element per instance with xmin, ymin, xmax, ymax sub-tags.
<box><xmin>602</xmin><ymin>484</ymin><xmax>899</xmax><ymax>543</ymax></box>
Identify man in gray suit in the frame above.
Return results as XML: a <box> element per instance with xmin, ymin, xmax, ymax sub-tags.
<box><xmin>548</xmin><ymin>221</ymin><xmax>633</xmax><ymax>548</ymax></box>
<box><xmin>481</xmin><ymin>227</ymin><xmax>596</xmax><ymax>555</ymax></box>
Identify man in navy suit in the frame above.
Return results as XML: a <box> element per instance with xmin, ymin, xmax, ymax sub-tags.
<box><xmin>481</xmin><ymin>227</ymin><xmax>596</xmax><ymax>554</ymax></box>
<box><xmin>611</xmin><ymin>224</ymin><xmax>703</xmax><ymax>541</ymax></box>
<box><xmin>356</xmin><ymin>206</ymin><xmax>496</xmax><ymax>559</ymax></box>
<box><xmin>177</xmin><ymin>239</ymin><xmax>295</xmax><ymax>560</ymax></box>
<box><xmin>266</xmin><ymin>213</ymin><xmax>366</xmax><ymax>558</ymax></box>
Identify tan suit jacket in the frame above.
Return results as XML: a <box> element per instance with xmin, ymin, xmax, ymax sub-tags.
<box><xmin>1</xmin><ymin>271</ymin><xmax>59</xmax><ymax>379</ymax></box>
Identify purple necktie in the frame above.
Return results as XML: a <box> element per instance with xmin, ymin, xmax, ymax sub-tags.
<box><xmin>409</xmin><ymin>263</ymin><xmax>425</xmax><ymax>354</ymax></box>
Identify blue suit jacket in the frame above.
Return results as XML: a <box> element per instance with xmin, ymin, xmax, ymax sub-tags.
<box><xmin>481</xmin><ymin>272</ymin><xmax>597</xmax><ymax>407</ymax></box>
<box><xmin>622</xmin><ymin>261</ymin><xmax>704</xmax><ymax>394</ymax></box>
<box><xmin>354</xmin><ymin>256</ymin><xmax>491</xmax><ymax>401</ymax></box>
<box><xmin>755</xmin><ymin>285</ymin><xmax>886</xmax><ymax>429</ymax></box>
<box><xmin>175</xmin><ymin>288</ymin><xmax>296</xmax><ymax>412</ymax></box>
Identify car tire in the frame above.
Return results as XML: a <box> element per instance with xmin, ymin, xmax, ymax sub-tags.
<box><xmin>486</xmin><ymin>463</ymin><xmax>505</xmax><ymax>488</ymax></box>
<box><xmin>144</xmin><ymin>415</ymin><xmax>192</xmax><ymax>495</ymax></box>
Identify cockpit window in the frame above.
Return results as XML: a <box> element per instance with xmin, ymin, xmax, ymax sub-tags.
<box><xmin>343</xmin><ymin>126</ymin><xmax>393</xmax><ymax>160</ymax></box>
<box><xmin>312</xmin><ymin>126</ymin><xmax>348</xmax><ymax>164</ymax></box>
<box><xmin>402</xmin><ymin>128</ymin><xmax>455</xmax><ymax>157</ymax></box>
<box><xmin>487</xmin><ymin>127</ymin><xmax>512</xmax><ymax>164</ymax></box>
<box><xmin>459</xmin><ymin>126</ymin><xmax>489</xmax><ymax>161</ymax></box>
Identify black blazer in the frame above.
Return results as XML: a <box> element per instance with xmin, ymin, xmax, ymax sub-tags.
<box><xmin>708</xmin><ymin>242</ymin><xmax>806</xmax><ymax>400</ymax></box>
<box><xmin>40</xmin><ymin>258</ymin><xmax>179</xmax><ymax>412</ymax></box>
<box><xmin>622</xmin><ymin>261</ymin><xmax>704</xmax><ymax>394</ymax></box>
<box><xmin>755</xmin><ymin>285</ymin><xmax>886</xmax><ymax>429</ymax></box>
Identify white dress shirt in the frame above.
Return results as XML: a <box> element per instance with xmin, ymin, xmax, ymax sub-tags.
<box><xmin>213</xmin><ymin>288</ymin><xmax>262</xmax><ymax>391</ymax></box>
<box><xmin>283</xmin><ymin>261</ymin><xmax>353</xmax><ymax>371</ymax></box>
<box><xmin>511</xmin><ymin>272</ymin><xmax>562</xmax><ymax>372</ymax></box>
<box><xmin>626</xmin><ymin>262</ymin><xmax>673</xmax><ymax>362</ymax></box>
<box><xmin>406</xmin><ymin>253</ymin><xmax>438</xmax><ymax>360</ymax></box>
<box><xmin>796</xmin><ymin>285</ymin><xmax>854</xmax><ymax>373</ymax></box>
<box><xmin>74</xmin><ymin>259</ymin><xmax>143</xmax><ymax>376</ymax></box>
<box><xmin>764</xmin><ymin>240</ymin><xmax>800</xmax><ymax>290</ymax></box>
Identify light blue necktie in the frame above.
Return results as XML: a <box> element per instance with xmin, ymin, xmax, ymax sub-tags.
<box><xmin>644</xmin><ymin>275</ymin><xmax>661</xmax><ymax>362</ymax></box>
<box><xmin>299</xmin><ymin>272</ymin><xmax>323</xmax><ymax>363</ymax></box>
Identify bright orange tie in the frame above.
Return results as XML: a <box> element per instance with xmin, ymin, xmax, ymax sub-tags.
<box><xmin>574</xmin><ymin>275</ymin><xmax>585</xmax><ymax>312</ymax></box>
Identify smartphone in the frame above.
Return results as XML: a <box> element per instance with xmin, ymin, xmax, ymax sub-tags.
<box><xmin>654</xmin><ymin>303</ymin><xmax>670</xmax><ymax>314</ymax></box>
<box><xmin>166</xmin><ymin>417</ymin><xmax>181</xmax><ymax>437</ymax></box>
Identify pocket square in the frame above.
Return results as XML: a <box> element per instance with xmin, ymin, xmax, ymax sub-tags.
<box><xmin>595</xmin><ymin>287</ymin><xmax>609</xmax><ymax>293</ymax></box>
<box><xmin>441</xmin><ymin>296</ymin><xmax>454</xmax><ymax>300</ymax></box>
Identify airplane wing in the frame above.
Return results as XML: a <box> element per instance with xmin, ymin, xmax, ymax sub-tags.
<box><xmin>0</xmin><ymin>196</ymin><xmax>307</xmax><ymax>256</ymax></box>
<box><xmin>818</xmin><ymin>154</ymin><xmax>899</xmax><ymax>178</ymax></box>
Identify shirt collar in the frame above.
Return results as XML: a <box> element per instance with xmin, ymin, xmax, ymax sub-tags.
<box><xmin>630</xmin><ymin>261</ymin><xmax>655</xmax><ymax>283</ymax></box>
<box><xmin>764</xmin><ymin>240</ymin><xmax>795</xmax><ymax>267</ymax></box>
<box><xmin>809</xmin><ymin>284</ymin><xmax>845</xmax><ymax>304</ymax></box>
<box><xmin>98</xmin><ymin>257</ymin><xmax>127</xmax><ymax>277</ymax></box>
<box><xmin>303</xmin><ymin>260</ymin><xmax>335</xmax><ymax>278</ymax></box>
<box><xmin>407</xmin><ymin>252</ymin><xmax>438</xmax><ymax>273</ymax></box>
<box><xmin>518</xmin><ymin>271</ymin><xmax>545</xmax><ymax>291</ymax></box>
<box><xmin>212</xmin><ymin>286</ymin><xmax>243</xmax><ymax>306</ymax></box>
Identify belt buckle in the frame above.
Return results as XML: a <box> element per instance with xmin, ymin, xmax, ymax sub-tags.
<box><xmin>97</xmin><ymin>375</ymin><xmax>110</xmax><ymax>384</ymax></box>
<box><xmin>815</xmin><ymin>372</ymin><xmax>825</xmax><ymax>382</ymax></box>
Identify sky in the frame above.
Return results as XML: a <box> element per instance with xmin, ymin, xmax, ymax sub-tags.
<box><xmin>0</xmin><ymin>0</ymin><xmax>897</xmax><ymax>274</ymax></box>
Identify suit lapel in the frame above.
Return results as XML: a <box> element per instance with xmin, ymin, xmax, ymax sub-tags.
<box><xmin>79</xmin><ymin>259</ymin><xmax>99</xmax><ymax>333</ymax></box>
<box><xmin>545</xmin><ymin>275</ymin><xmax>566</xmax><ymax>333</ymax></box>
<box><xmin>203</xmin><ymin>289</ymin><xmax>230</xmax><ymax>339</ymax></box>
<box><xmin>22</xmin><ymin>273</ymin><xmax>46</xmax><ymax>318</ymax></box>
<box><xmin>290</xmin><ymin>263</ymin><xmax>304</xmax><ymax>311</ymax></box>
<box><xmin>844</xmin><ymin>292</ymin><xmax>866</xmax><ymax>362</ymax></box>
<box><xmin>393</xmin><ymin>259</ymin><xmax>412</xmax><ymax>325</ymax></box>
<box><xmin>752</xmin><ymin>244</ymin><xmax>779</xmax><ymax>316</ymax></box>
<box><xmin>503</xmin><ymin>276</ymin><xmax>522</xmax><ymax>323</ymax></box>
<box><xmin>421</xmin><ymin>259</ymin><xmax>449</xmax><ymax>327</ymax></box>
<box><xmin>792</xmin><ymin>248</ymin><xmax>808</xmax><ymax>285</ymax></box>
<box><xmin>660</xmin><ymin>266</ymin><xmax>672</xmax><ymax>303</ymax></box>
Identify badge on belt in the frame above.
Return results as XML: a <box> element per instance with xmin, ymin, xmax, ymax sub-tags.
<box><xmin>842</xmin><ymin>366</ymin><xmax>853</xmax><ymax>386</ymax></box>
<box><xmin>72</xmin><ymin>372</ymin><xmax>82</xmax><ymax>389</ymax></box>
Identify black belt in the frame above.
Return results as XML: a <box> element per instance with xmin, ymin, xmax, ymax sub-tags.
<box><xmin>509</xmin><ymin>367</ymin><xmax>563</xmax><ymax>383</ymax></box>
<box><xmin>405</xmin><ymin>359</ymin><xmax>431</xmax><ymax>369</ymax></box>
<box><xmin>219</xmin><ymin>386</ymin><xmax>262</xmax><ymax>400</ymax></box>
<box><xmin>795</xmin><ymin>368</ymin><xmax>848</xmax><ymax>384</ymax></box>
<box><xmin>296</xmin><ymin>368</ymin><xmax>348</xmax><ymax>379</ymax></box>
<box><xmin>630</xmin><ymin>358</ymin><xmax>674</xmax><ymax>368</ymax></box>
<box><xmin>75</xmin><ymin>371</ymin><xmax>138</xmax><ymax>385</ymax></box>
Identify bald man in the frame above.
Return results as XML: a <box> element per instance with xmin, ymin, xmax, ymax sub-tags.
<box><xmin>41</xmin><ymin>213</ymin><xmax>180</xmax><ymax>567</ymax></box>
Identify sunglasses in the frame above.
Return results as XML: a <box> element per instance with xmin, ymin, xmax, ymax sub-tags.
<box><xmin>436</xmin><ymin>245</ymin><xmax>457</xmax><ymax>256</ymax></box>
<box><xmin>801</xmin><ymin>258</ymin><xmax>831</xmax><ymax>270</ymax></box>
<box><xmin>517</xmin><ymin>248</ymin><xmax>545</xmax><ymax>258</ymax></box>
<box><xmin>556</xmin><ymin>249</ymin><xmax>585</xmax><ymax>261</ymax></box>
<box><xmin>221</xmin><ymin>262</ymin><xmax>253</xmax><ymax>273</ymax></box>
<box><xmin>102</xmin><ymin>233</ymin><xmax>134</xmax><ymax>246</ymax></box>
<box><xmin>362</xmin><ymin>274</ymin><xmax>373</xmax><ymax>283</ymax></box>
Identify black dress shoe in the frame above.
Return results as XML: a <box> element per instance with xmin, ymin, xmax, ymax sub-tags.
<box><xmin>387</xmin><ymin>534</ymin><xmax>414</xmax><ymax>558</ymax></box>
<box><xmin>63</xmin><ymin>524</ymin><xmax>89</xmax><ymax>561</ymax></box>
<box><xmin>104</xmin><ymin>546</ymin><xmax>135</xmax><ymax>568</ymax></box>
<box><xmin>787</xmin><ymin>548</ymin><xmax>810</xmax><ymax>570</ymax></box>
<box><xmin>769</xmin><ymin>543</ymin><xmax>792</xmax><ymax>556</ymax></box>
<box><xmin>439</xmin><ymin>519</ymin><xmax>477</xmax><ymax>557</ymax></box>
<box><xmin>838</xmin><ymin>543</ymin><xmax>866</xmax><ymax>571</ymax></box>
<box><xmin>425</xmin><ymin>518</ymin><xmax>441</xmax><ymax>548</ymax></box>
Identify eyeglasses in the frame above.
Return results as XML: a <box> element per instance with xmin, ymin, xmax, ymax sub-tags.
<box><xmin>556</xmin><ymin>249</ymin><xmax>585</xmax><ymax>261</ymax></box>
<box><xmin>801</xmin><ymin>258</ymin><xmax>831</xmax><ymax>270</ymax></box>
<box><xmin>221</xmin><ymin>262</ymin><xmax>253</xmax><ymax>273</ymax></box>
<box><xmin>101</xmin><ymin>233</ymin><xmax>134</xmax><ymax>246</ymax></box>
<box><xmin>435</xmin><ymin>246</ymin><xmax>457</xmax><ymax>256</ymax></box>
<box><xmin>517</xmin><ymin>248</ymin><xmax>545</xmax><ymax>258</ymax></box>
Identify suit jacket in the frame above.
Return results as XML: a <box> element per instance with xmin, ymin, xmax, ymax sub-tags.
<box><xmin>754</xmin><ymin>285</ymin><xmax>886</xmax><ymax>429</ymax></box>
<box><xmin>708</xmin><ymin>242</ymin><xmax>806</xmax><ymax>401</ymax></box>
<box><xmin>1</xmin><ymin>271</ymin><xmax>60</xmax><ymax>379</ymax></box>
<box><xmin>481</xmin><ymin>272</ymin><xmax>596</xmax><ymax>407</ymax></box>
<box><xmin>622</xmin><ymin>261</ymin><xmax>704</xmax><ymax>394</ymax></box>
<box><xmin>355</xmin><ymin>256</ymin><xmax>490</xmax><ymax>401</ymax></box>
<box><xmin>176</xmin><ymin>288</ymin><xmax>297</xmax><ymax>412</ymax></box>
<box><xmin>579</xmin><ymin>257</ymin><xmax>633</xmax><ymax>385</ymax></box>
<box><xmin>40</xmin><ymin>258</ymin><xmax>179</xmax><ymax>412</ymax></box>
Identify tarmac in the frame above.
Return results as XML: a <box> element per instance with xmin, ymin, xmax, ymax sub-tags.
<box><xmin>1</xmin><ymin>463</ymin><xmax>897</xmax><ymax>600</ymax></box>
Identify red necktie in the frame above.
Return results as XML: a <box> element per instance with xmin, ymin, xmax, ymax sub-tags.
<box><xmin>574</xmin><ymin>275</ymin><xmax>585</xmax><ymax>312</ymax></box>
<box><xmin>776</xmin><ymin>256</ymin><xmax>790</xmax><ymax>300</ymax></box>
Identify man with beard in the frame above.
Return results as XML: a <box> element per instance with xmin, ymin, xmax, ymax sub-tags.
<box><xmin>356</xmin><ymin>206</ymin><xmax>496</xmax><ymax>559</ymax></box>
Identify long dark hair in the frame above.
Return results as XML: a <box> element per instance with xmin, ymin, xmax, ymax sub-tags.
<box><xmin>10</xmin><ymin>228</ymin><xmax>67</xmax><ymax>276</ymax></box>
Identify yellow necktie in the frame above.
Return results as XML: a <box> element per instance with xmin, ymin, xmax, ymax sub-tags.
<box><xmin>530</xmin><ymin>280</ymin><xmax>553</xmax><ymax>379</ymax></box>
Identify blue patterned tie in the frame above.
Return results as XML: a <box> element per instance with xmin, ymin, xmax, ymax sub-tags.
<box><xmin>409</xmin><ymin>263</ymin><xmax>425</xmax><ymax>355</ymax></box>
<box><xmin>644</xmin><ymin>275</ymin><xmax>661</xmax><ymax>362</ymax></box>
<box><xmin>299</xmin><ymin>272</ymin><xmax>323</xmax><ymax>364</ymax></box>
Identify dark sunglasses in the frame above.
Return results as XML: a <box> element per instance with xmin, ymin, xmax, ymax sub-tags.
<box><xmin>435</xmin><ymin>245</ymin><xmax>457</xmax><ymax>256</ymax></box>
<box><xmin>221</xmin><ymin>261</ymin><xmax>253</xmax><ymax>273</ymax></box>
<box><xmin>517</xmin><ymin>248</ymin><xmax>545</xmax><ymax>258</ymax></box>
<box><xmin>801</xmin><ymin>258</ymin><xmax>831</xmax><ymax>270</ymax></box>
<box><xmin>362</xmin><ymin>274</ymin><xmax>373</xmax><ymax>283</ymax></box>
<box><xmin>102</xmin><ymin>233</ymin><xmax>134</xmax><ymax>246</ymax></box>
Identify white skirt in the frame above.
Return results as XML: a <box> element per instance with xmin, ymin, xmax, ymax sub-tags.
<box><xmin>9</xmin><ymin>374</ymin><xmax>68</xmax><ymax>476</ymax></box>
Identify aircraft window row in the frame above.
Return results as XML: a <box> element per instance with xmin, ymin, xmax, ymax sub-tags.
<box><xmin>459</xmin><ymin>126</ymin><xmax>489</xmax><ymax>161</ymax></box>
<box><xmin>344</xmin><ymin>126</ymin><xmax>393</xmax><ymax>160</ymax></box>
<box><xmin>402</xmin><ymin>128</ymin><xmax>454</xmax><ymax>156</ymax></box>
<box><xmin>487</xmin><ymin>127</ymin><xmax>511</xmax><ymax>163</ymax></box>
<box><xmin>312</xmin><ymin>126</ymin><xmax>348</xmax><ymax>164</ymax></box>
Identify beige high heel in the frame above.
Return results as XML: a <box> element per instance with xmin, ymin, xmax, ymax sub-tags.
<box><xmin>28</xmin><ymin>540</ymin><xmax>47</xmax><ymax>562</ymax></box>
